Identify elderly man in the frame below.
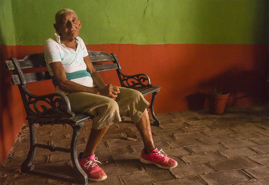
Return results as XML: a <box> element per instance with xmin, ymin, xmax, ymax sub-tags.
<box><xmin>44</xmin><ymin>8</ymin><xmax>177</xmax><ymax>181</ymax></box>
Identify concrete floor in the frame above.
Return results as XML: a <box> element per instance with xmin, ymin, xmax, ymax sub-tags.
<box><xmin>1</xmin><ymin>105</ymin><xmax>269</xmax><ymax>185</ymax></box>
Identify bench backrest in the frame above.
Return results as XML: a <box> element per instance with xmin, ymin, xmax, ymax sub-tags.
<box><xmin>6</xmin><ymin>51</ymin><xmax>121</xmax><ymax>85</ymax></box>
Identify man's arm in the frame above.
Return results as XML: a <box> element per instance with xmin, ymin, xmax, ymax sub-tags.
<box><xmin>49</xmin><ymin>57</ymin><xmax>120</xmax><ymax>99</ymax></box>
<box><xmin>49</xmin><ymin>62</ymin><xmax>99</xmax><ymax>94</ymax></box>
<box><xmin>83</xmin><ymin>55</ymin><xmax>106</xmax><ymax>89</ymax></box>
<box><xmin>84</xmin><ymin>56</ymin><xmax>120</xmax><ymax>99</ymax></box>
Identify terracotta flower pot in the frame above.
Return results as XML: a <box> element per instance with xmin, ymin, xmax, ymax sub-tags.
<box><xmin>208</xmin><ymin>93</ymin><xmax>229</xmax><ymax>115</ymax></box>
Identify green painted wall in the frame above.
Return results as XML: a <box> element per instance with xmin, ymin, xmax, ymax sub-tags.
<box><xmin>0</xmin><ymin>0</ymin><xmax>16</xmax><ymax>45</ymax></box>
<box><xmin>1</xmin><ymin>0</ymin><xmax>268</xmax><ymax>45</ymax></box>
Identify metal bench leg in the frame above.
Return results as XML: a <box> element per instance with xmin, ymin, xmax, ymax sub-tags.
<box><xmin>21</xmin><ymin>122</ymin><xmax>36</xmax><ymax>172</ymax></box>
<box><xmin>71</xmin><ymin>125</ymin><xmax>88</xmax><ymax>185</ymax></box>
<box><xmin>150</xmin><ymin>92</ymin><xmax>161</xmax><ymax>127</ymax></box>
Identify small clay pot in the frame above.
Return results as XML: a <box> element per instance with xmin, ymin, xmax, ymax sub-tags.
<box><xmin>208</xmin><ymin>93</ymin><xmax>229</xmax><ymax>115</ymax></box>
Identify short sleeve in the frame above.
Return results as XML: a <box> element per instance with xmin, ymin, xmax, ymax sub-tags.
<box><xmin>44</xmin><ymin>39</ymin><xmax>62</xmax><ymax>64</ymax></box>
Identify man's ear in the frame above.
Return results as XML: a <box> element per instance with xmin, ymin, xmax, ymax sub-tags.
<box><xmin>54</xmin><ymin>23</ymin><xmax>60</xmax><ymax>33</ymax></box>
<box><xmin>78</xmin><ymin>20</ymin><xmax>82</xmax><ymax>29</ymax></box>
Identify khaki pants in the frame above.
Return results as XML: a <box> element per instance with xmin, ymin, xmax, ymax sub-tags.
<box><xmin>67</xmin><ymin>87</ymin><xmax>150</xmax><ymax>130</ymax></box>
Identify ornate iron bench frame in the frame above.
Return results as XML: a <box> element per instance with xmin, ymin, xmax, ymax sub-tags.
<box><xmin>6</xmin><ymin>51</ymin><xmax>161</xmax><ymax>184</ymax></box>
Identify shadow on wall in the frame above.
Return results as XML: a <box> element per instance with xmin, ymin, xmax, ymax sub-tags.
<box><xmin>186</xmin><ymin>67</ymin><xmax>268</xmax><ymax>111</ymax></box>
<box><xmin>0</xmin><ymin>45</ymin><xmax>18</xmax><ymax>162</ymax></box>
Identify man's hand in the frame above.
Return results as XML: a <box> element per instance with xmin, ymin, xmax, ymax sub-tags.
<box><xmin>98</xmin><ymin>84</ymin><xmax>120</xmax><ymax>100</ymax></box>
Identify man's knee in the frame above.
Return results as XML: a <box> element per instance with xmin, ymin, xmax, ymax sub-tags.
<box><xmin>95</xmin><ymin>98</ymin><xmax>120</xmax><ymax>118</ymax></box>
<box><xmin>127</xmin><ymin>89</ymin><xmax>144</xmax><ymax>102</ymax></box>
<box><xmin>93</xmin><ymin>98</ymin><xmax>121</xmax><ymax>129</ymax></box>
<box><xmin>105</xmin><ymin>98</ymin><xmax>119</xmax><ymax>113</ymax></box>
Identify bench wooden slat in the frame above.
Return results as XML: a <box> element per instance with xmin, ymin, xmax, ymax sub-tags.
<box><xmin>18</xmin><ymin>59</ymin><xmax>47</xmax><ymax>69</ymax></box>
<box><xmin>18</xmin><ymin>53</ymin><xmax>46</xmax><ymax>69</ymax></box>
<box><xmin>6</xmin><ymin>56</ymin><xmax>46</xmax><ymax>70</ymax></box>
<box><xmin>94</xmin><ymin>63</ymin><xmax>119</xmax><ymax>72</ymax></box>
<box><xmin>6</xmin><ymin>61</ymin><xmax>46</xmax><ymax>71</ymax></box>
<box><xmin>19</xmin><ymin>71</ymin><xmax>51</xmax><ymax>84</ymax></box>
<box><xmin>88</xmin><ymin>51</ymin><xmax>115</xmax><ymax>62</ymax></box>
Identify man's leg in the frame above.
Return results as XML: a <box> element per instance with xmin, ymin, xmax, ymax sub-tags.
<box><xmin>81</xmin><ymin>126</ymin><xmax>109</xmax><ymax>158</ymax></box>
<box><xmin>116</xmin><ymin>87</ymin><xmax>178</xmax><ymax>169</ymax></box>
<box><xmin>68</xmin><ymin>92</ymin><xmax>121</xmax><ymax>156</ymax></box>
<box><xmin>136</xmin><ymin>109</ymin><xmax>178</xmax><ymax>169</ymax></box>
<box><xmin>115</xmin><ymin>88</ymin><xmax>155</xmax><ymax>153</ymax></box>
<box><xmin>136</xmin><ymin>109</ymin><xmax>155</xmax><ymax>154</ymax></box>
<box><xmin>67</xmin><ymin>92</ymin><xmax>121</xmax><ymax>181</ymax></box>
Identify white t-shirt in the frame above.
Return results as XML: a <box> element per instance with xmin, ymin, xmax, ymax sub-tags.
<box><xmin>44</xmin><ymin>33</ymin><xmax>93</xmax><ymax>93</ymax></box>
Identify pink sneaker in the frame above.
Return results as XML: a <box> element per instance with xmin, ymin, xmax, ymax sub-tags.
<box><xmin>78</xmin><ymin>153</ymin><xmax>107</xmax><ymax>181</ymax></box>
<box><xmin>139</xmin><ymin>148</ymin><xmax>178</xmax><ymax>169</ymax></box>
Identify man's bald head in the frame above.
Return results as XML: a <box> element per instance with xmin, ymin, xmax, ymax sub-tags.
<box><xmin>55</xmin><ymin>8</ymin><xmax>78</xmax><ymax>25</ymax></box>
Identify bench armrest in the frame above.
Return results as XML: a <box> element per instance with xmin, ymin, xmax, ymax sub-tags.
<box><xmin>25</xmin><ymin>91</ymin><xmax>75</xmax><ymax>123</ymax></box>
<box><xmin>118</xmin><ymin>72</ymin><xmax>153</xmax><ymax>88</ymax></box>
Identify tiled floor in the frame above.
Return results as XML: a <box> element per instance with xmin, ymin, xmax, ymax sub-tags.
<box><xmin>1</xmin><ymin>105</ymin><xmax>268</xmax><ymax>185</ymax></box>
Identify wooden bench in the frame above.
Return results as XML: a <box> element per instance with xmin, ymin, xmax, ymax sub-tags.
<box><xmin>5</xmin><ymin>50</ymin><xmax>161</xmax><ymax>184</ymax></box>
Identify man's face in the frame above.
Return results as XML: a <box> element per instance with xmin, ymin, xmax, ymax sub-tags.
<box><xmin>55</xmin><ymin>12</ymin><xmax>81</xmax><ymax>39</ymax></box>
